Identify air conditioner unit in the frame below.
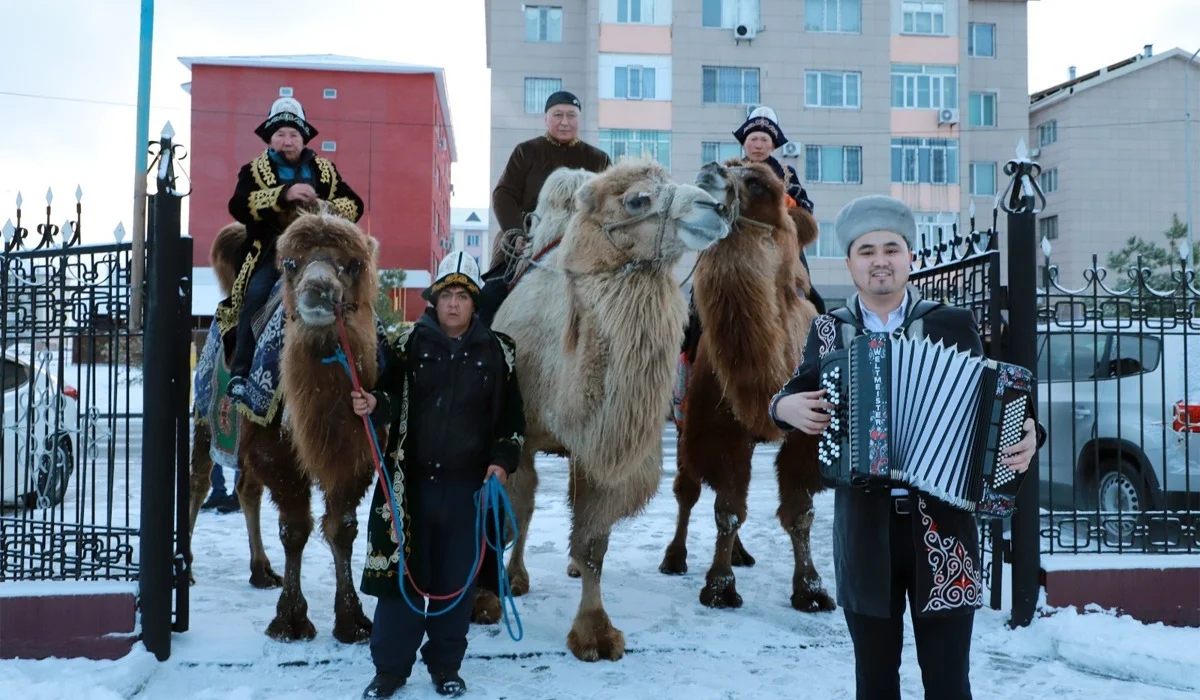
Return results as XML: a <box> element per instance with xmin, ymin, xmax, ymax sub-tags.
<box><xmin>938</xmin><ymin>108</ymin><xmax>960</xmax><ymax>125</ymax></box>
<box><xmin>1030</xmin><ymin>147</ymin><xmax>1041</xmax><ymax>157</ymax></box>
<box><xmin>745</xmin><ymin>103</ymin><xmax>761</xmax><ymax>118</ymax></box>
<box><xmin>780</xmin><ymin>142</ymin><xmax>801</xmax><ymax>158</ymax></box>
<box><xmin>734</xmin><ymin>0</ymin><xmax>759</xmax><ymax>40</ymax></box>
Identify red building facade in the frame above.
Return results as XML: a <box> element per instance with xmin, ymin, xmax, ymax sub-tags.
<box><xmin>180</xmin><ymin>54</ymin><xmax>456</xmax><ymax>320</ymax></box>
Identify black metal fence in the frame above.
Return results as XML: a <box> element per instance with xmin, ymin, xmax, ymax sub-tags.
<box><xmin>0</xmin><ymin>129</ymin><xmax>193</xmax><ymax>660</ymax></box>
<box><xmin>908</xmin><ymin>154</ymin><xmax>1199</xmax><ymax>627</ymax></box>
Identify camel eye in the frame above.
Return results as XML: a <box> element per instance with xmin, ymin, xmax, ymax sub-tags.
<box><xmin>281</xmin><ymin>258</ymin><xmax>299</xmax><ymax>276</ymax></box>
<box><xmin>624</xmin><ymin>191</ymin><xmax>651</xmax><ymax>214</ymax></box>
<box><xmin>748</xmin><ymin>180</ymin><xmax>766</xmax><ymax>197</ymax></box>
<box><xmin>342</xmin><ymin>259</ymin><xmax>362</xmax><ymax>278</ymax></box>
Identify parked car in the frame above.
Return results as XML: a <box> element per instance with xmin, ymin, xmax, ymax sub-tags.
<box><xmin>1</xmin><ymin>351</ymin><xmax>80</xmax><ymax>511</ymax></box>
<box><xmin>1035</xmin><ymin>323</ymin><xmax>1200</xmax><ymax>523</ymax></box>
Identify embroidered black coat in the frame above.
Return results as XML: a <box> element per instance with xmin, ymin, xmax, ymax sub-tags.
<box><xmin>359</xmin><ymin>311</ymin><xmax>526</xmax><ymax>599</ymax></box>
<box><xmin>771</xmin><ymin>288</ymin><xmax>995</xmax><ymax>619</ymax></box>
<box><xmin>227</xmin><ymin>148</ymin><xmax>364</xmax><ymax>263</ymax></box>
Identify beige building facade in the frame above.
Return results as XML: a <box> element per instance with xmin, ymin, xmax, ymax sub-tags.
<box><xmin>1028</xmin><ymin>47</ymin><xmax>1200</xmax><ymax>288</ymax></box>
<box><xmin>486</xmin><ymin>0</ymin><xmax>1031</xmax><ymax>304</ymax></box>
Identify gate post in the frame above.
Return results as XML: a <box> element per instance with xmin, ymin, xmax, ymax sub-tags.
<box><xmin>140</xmin><ymin>123</ymin><xmax>184</xmax><ymax>660</ymax></box>
<box><xmin>1001</xmin><ymin>140</ymin><xmax>1045</xmax><ymax>629</ymax></box>
<box><xmin>173</xmin><ymin>233</ymin><xmax>193</xmax><ymax>633</ymax></box>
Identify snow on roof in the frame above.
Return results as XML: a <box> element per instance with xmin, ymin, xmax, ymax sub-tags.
<box><xmin>1030</xmin><ymin>47</ymin><xmax>1197</xmax><ymax>113</ymax></box>
<box><xmin>178</xmin><ymin>54</ymin><xmax>457</xmax><ymax>161</ymax></box>
<box><xmin>450</xmin><ymin>207</ymin><xmax>489</xmax><ymax>230</ymax></box>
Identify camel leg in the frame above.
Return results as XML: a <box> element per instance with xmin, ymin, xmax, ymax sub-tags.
<box><xmin>321</xmin><ymin>479</ymin><xmax>373</xmax><ymax>644</ymax></box>
<box><xmin>776</xmin><ymin>433</ymin><xmax>836</xmax><ymax>613</ymax></box>
<box><xmin>698</xmin><ymin>434</ymin><xmax>754</xmax><ymax>610</ymax></box>
<box><xmin>185</xmin><ymin>421</ymin><xmax>213</xmax><ymax>586</ymax></box>
<box><xmin>502</xmin><ymin>447</ymin><xmax>538</xmax><ymax>597</ymax></box>
<box><xmin>237</xmin><ymin>467</ymin><xmax>282</xmax><ymax>589</ymax></box>
<box><xmin>247</xmin><ymin>438</ymin><xmax>318</xmax><ymax>641</ymax></box>
<box><xmin>659</xmin><ymin>432</ymin><xmax>702</xmax><ymax>575</ymax></box>
<box><xmin>565</xmin><ymin>453</ymin><xmax>659</xmax><ymax>662</ymax></box>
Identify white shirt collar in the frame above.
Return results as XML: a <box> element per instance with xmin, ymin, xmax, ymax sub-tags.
<box><xmin>859</xmin><ymin>291</ymin><xmax>909</xmax><ymax>334</ymax></box>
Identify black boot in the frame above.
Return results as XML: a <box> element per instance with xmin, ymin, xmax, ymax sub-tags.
<box><xmin>431</xmin><ymin>671</ymin><xmax>467</xmax><ymax>697</ymax></box>
<box><xmin>362</xmin><ymin>673</ymin><xmax>406</xmax><ymax>699</ymax></box>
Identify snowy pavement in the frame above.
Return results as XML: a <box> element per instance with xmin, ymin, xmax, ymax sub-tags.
<box><xmin>3</xmin><ymin>425</ymin><xmax>1199</xmax><ymax>699</ymax></box>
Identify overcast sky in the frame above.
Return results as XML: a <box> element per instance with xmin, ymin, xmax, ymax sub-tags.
<box><xmin>2</xmin><ymin>0</ymin><xmax>1198</xmax><ymax>244</ymax></box>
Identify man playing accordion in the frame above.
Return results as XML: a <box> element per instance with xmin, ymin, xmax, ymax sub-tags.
<box><xmin>770</xmin><ymin>195</ymin><xmax>1045</xmax><ymax>700</ymax></box>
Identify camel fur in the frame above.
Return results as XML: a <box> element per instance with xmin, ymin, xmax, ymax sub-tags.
<box><xmin>483</xmin><ymin>157</ymin><xmax>731</xmax><ymax>661</ymax></box>
<box><xmin>658</xmin><ymin>160</ymin><xmax>836</xmax><ymax>614</ymax></box>
<box><xmin>186</xmin><ymin>208</ymin><xmax>384</xmax><ymax>644</ymax></box>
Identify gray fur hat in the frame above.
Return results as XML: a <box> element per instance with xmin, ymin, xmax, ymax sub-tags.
<box><xmin>834</xmin><ymin>195</ymin><xmax>917</xmax><ymax>256</ymax></box>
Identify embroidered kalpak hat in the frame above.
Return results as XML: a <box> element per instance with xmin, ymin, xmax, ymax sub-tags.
<box><xmin>423</xmin><ymin>250</ymin><xmax>483</xmax><ymax>303</ymax></box>
<box><xmin>255</xmin><ymin>97</ymin><xmax>319</xmax><ymax>144</ymax></box>
<box><xmin>733</xmin><ymin>105</ymin><xmax>789</xmax><ymax>148</ymax></box>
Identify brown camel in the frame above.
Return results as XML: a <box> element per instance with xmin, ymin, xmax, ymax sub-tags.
<box><xmin>186</xmin><ymin>209</ymin><xmax>384</xmax><ymax>643</ymax></box>
<box><xmin>658</xmin><ymin>160</ymin><xmax>836</xmax><ymax>614</ymax></box>
<box><xmin>481</xmin><ymin>157</ymin><xmax>731</xmax><ymax>661</ymax></box>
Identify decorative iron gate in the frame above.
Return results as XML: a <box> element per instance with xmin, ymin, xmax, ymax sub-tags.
<box><xmin>0</xmin><ymin>129</ymin><xmax>193</xmax><ymax>659</ymax></box>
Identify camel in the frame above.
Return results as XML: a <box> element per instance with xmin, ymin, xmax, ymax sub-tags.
<box><xmin>186</xmin><ymin>208</ymin><xmax>385</xmax><ymax>643</ymax></box>
<box><xmin>658</xmin><ymin>160</ymin><xmax>836</xmax><ymax>614</ymax></box>
<box><xmin>481</xmin><ymin>157</ymin><xmax>731</xmax><ymax>661</ymax></box>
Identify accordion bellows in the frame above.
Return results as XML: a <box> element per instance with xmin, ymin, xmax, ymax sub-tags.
<box><xmin>817</xmin><ymin>333</ymin><xmax>1032</xmax><ymax>517</ymax></box>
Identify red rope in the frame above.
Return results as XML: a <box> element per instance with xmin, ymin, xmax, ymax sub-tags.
<box><xmin>506</xmin><ymin>237</ymin><xmax>562</xmax><ymax>289</ymax></box>
<box><xmin>335</xmin><ymin>312</ymin><xmax>485</xmax><ymax>601</ymax></box>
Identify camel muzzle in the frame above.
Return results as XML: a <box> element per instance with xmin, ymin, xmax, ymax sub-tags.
<box><xmin>296</xmin><ymin>284</ymin><xmax>341</xmax><ymax>326</ymax></box>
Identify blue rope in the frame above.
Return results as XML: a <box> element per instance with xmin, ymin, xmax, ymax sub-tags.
<box><xmin>323</xmin><ymin>346</ymin><xmax>524</xmax><ymax>641</ymax></box>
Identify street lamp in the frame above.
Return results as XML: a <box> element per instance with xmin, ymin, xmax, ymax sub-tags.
<box><xmin>1185</xmin><ymin>47</ymin><xmax>1200</xmax><ymax>267</ymax></box>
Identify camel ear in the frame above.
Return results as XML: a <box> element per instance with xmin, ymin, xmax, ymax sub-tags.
<box><xmin>365</xmin><ymin>235</ymin><xmax>380</xmax><ymax>262</ymax></box>
<box><xmin>563</xmin><ymin>280</ymin><xmax>580</xmax><ymax>354</ymax></box>
<box><xmin>574</xmin><ymin>180</ymin><xmax>598</xmax><ymax>214</ymax></box>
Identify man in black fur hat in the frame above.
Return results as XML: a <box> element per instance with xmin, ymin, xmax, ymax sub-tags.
<box><xmin>222</xmin><ymin>96</ymin><xmax>364</xmax><ymax>401</ymax></box>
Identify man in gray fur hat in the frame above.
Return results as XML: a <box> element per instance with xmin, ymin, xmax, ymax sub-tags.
<box><xmin>768</xmin><ymin>194</ymin><xmax>1045</xmax><ymax>700</ymax></box>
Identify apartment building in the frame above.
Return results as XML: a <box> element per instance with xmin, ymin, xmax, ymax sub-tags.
<box><xmin>451</xmin><ymin>207</ymin><xmax>493</xmax><ymax>271</ymax></box>
<box><xmin>486</xmin><ymin>0</ymin><xmax>1030</xmax><ymax>304</ymax></box>
<box><xmin>1029</xmin><ymin>46</ymin><xmax>1200</xmax><ymax>287</ymax></box>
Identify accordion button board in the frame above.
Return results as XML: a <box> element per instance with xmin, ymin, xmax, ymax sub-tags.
<box><xmin>815</xmin><ymin>332</ymin><xmax>1034</xmax><ymax>518</ymax></box>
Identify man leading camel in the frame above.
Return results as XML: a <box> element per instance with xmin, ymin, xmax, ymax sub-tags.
<box><xmin>477</xmin><ymin>90</ymin><xmax>611</xmax><ymax>325</ymax></box>
<box><xmin>770</xmin><ymin>194</ymin><xmax>1045</xmax><ymax>700</ymax></box>
<box><xmin>222</xmin><ymin>96</ymin><xmax>364</xmax><ymax>402</ymax></box>
<box><xmin>355</xmin><ymin>251</ymin><xmax>526</xmax><ymax>698</ymax></box>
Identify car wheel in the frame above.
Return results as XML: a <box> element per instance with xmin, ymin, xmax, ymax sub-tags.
<box><xmin>1094</xmin><ymin>459</ymin><xmax>1148</xmax><ymax>542</ymax></box>
<box><xmin>33</xmin><ymin>433</ymin><xmax>74</xmax><ymax>509</ymax></box>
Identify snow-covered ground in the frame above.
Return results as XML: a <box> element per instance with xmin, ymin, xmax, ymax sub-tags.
<box><xmin>3</xmin><ymin>425</ymin><xmax>1199</xmax><ymax>700</ymax></box>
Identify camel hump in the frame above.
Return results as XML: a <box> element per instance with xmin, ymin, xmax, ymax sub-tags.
<box><xmin>211</xmin><ymin>222</ymin><xmax>248</xmax><ymax>296</ymax></box>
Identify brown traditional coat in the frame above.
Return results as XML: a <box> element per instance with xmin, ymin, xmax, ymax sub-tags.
<box><xmin>491</xmin><ymin>135</ymin><xmax>611</xmax><ymax>232</ymax></box>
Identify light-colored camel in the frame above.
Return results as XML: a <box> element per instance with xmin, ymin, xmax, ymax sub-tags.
<box><xmin>487</xmin><ymin>157</ymin><xmax>732</xmax><ymax>661</ymax></box>
<box><xmin>187</xmin><ymin>209</ymin><xmax>385</xmax><ymax>644</ymax></box>
<box><xmin>659</xmin><ymin>160</ymin><xmax>835</xmax><ymax>613</ymax></box>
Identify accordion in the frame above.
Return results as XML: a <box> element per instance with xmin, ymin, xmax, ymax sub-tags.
<box><xmin>816</xmin><ymin>333</ymin><xmax>1033</xmax><ymax>517</ymax></box>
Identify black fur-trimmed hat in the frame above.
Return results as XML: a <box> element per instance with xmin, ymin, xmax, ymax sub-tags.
<box><xmin>733</xmin><ymin>106</ymin><xmax>788</xmax><ymax>148</ymax></box>
<box><xmin>544</xmin><ymin>90</ymin><xmax>582</xmax><ymax>112</ymax></box>
<box><xmin>255</xmin><ymin>97</ymin><xmax>318</xmax><ymax>144</ymax></box>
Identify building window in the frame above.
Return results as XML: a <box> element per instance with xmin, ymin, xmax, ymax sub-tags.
<box><xmin>890</xmin><ymin>137</ymin><xmax>959</xmax><ymax>184</ymax></box>
<box><xmin>915</xmin><ymin>212</ymin><xmax>959</xmax><ymax>248</ymax></box>
<box><xmin>702</xmin><ymin>66</ymin><xmax>760</xmax><ymax>105</ymax></box>
<box><xmin>617</xmin><ymin>0</ymin><xmax>653</xmax><ymax>23</ymax></box>
<box><xmin>524</xmin><ymin>77</ymin><xmax>563</xmax><ymax>113</ymax></box>
<box><xmin>321</xmin><ymin>141</ymin><xmax>337</xmax><ymax>152</ymax></box>
<box><xmin>902</xmin><ymin>1</ymin><xmax>945</xmax><ymax>35</ymax></box>
<box><xmin>969</xmin><ymin>162</ymin><xmax>996</xmax><ymax>196</ymax></box>
<box><xmin>804</xmin><ymin>145</ymin><xmax>862</xmax><ymax>184</ymax></box>
<box><xmin>807</xmin><ymin>221</ymin><xmax>844</xmax><ymax>258</ymax></box>
<box><xmin>525</xmin><ymin>6</ymin><xmax>563</xmax><ymax>42</ymax></box>
<box><xmin>891</xmin><ymin>64</ymin><xmax>958</xmax><ymax>110</ymax></box>
<box><xmin>1040</xmin><ymin>215</ymin><xmax>1059</xmax><ymax>240</ymax></box>
<box><xmin>968</xmin><ymin>92</ymin><xmax>997</xmax><ymax>127</ymax></box>
<box><xmin>1038</xmin><ymin>120</ymin><xmax>1058</xmax><ymax>146</ymax></box>
<box><xmin>615</xmin><ymin>66</ymin><xmax>656</xmax><ymax>99</ymax></box>
<box><xmin>702</xmin><ymin>0</ymin><xmax>750</xmax><ymax>28</ymax></box>
<box><xmin>466</xmin><ymin>233</ymin><xmax>481</xmax><ymax>248</ymax></box>
<box><xmin>701</xmin><ymin>141</ymin><xmax>745</xmax><ymax>165</ymax></box>
<box><xmin>1040</xmin><ymin>167</ymin><xmax>1059</xmax><ymax>194</ymax></box>
<box><xmin>279</xmin><ymin>86</ymin><xmax>293</xmax><ymax>97</ymax></box>
<box><xmin>804</xmin><ymin>0</ymin><xmax>861</xmax><ymax>33</ymax></box>
<box><xmin>599</xmin><ymin>129</ymin><xmax>671</xmax><ymax>169</ymax></box>
<box><xmin>968</xmin><ymin>23</ymin><xmax>995</xmax><ymax>57</ymax></box>
<box><xmin>805</xmin><ymin>71</ymin><xmax>862</xmax><ymax>109</ymax></box>
<box><xmin>323</xmin><ymin>88</ymin><xmax>338</xmax><ymax>99</ymax></box>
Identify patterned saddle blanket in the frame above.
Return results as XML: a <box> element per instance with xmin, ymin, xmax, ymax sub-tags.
<box><xmin>193</xmin><ymin>281</ymin><xmax>389</xmax><ymax>469</ymax></box>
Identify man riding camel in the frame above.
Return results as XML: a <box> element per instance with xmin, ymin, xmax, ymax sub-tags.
<box><xmin>476</xmin><ymin>90</ymin><xmax>611</xmax><ymax>325</ymax></box>
<box><xmin>221</xmin><ymin>96</ymin><xmax>364</xmax><ymax>402</ymax></box>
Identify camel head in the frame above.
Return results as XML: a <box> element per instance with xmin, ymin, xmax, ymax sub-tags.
<box><xmin>275</xmin><ymin>212</ymin><xmax>379</xmax><ymax>330</ymax></box>
<box><xmin>696</xmin><ymin>159</ymin><xmax>818</xmax><ymax>259</ymax></box>
<box><xmin>561</xmin><ymin>157</ymin><xmax>730</xmax><ymax>275</ymax></box>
